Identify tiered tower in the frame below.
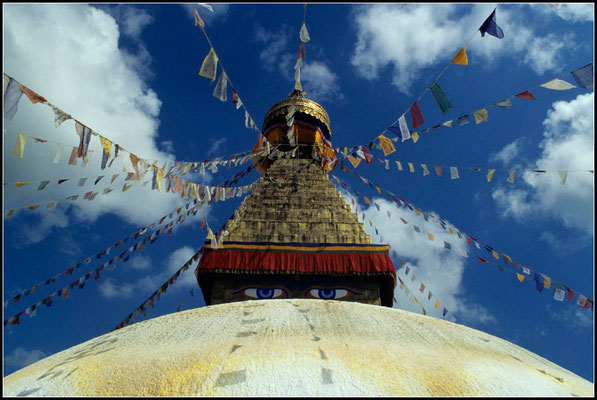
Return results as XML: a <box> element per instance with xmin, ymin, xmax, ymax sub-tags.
<box><xmin>195</xmin><ymin>90</ymin><xmax>396</xmax><ymax>307</ymax></box>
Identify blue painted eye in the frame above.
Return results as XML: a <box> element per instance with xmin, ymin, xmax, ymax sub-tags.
<box><xmin>236</xmin><ymin>288</ymin><xmax>287</xmax><ymax>299</ymax></box>
<box><xmin>306</xmin><ymin>288</ymin><xmax>359</xmax><ymax>300</ymax></box>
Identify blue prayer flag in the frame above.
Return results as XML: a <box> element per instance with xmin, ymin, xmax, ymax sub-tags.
<box><xmin>479</xmin><ymin>9</ymin><xmax>504</xmax><ymax>39</ymax></box>
<box><xmin>458</xmin><ymin>115</ymin><xmax>469</xmax><ymax>126</ymax></box>
<box><xmin>570</xmin><ymin>63</ymin><xmax>593</xmax><ymax>90</ymax></box>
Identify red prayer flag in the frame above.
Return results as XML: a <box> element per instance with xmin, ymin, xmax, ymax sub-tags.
<box><xmin>298</xmin><ymin>42</ymin><xmax>306</xmax><ymax>59</ymax></box>
<box><xmin>516</xmin><ymin>90</ymin><xmax>537</xmax><ymax>100</ymax></box>
<box><xmin>410</xmin><ymin>101</ymin><xmax>425</xmax><ymax>129</ymax></box>
<box><xmin>18</xmin><ymin>83</ymin><xmax>47</xmax><ymax>104</ymax></box>
<box><xmin>565</xmin><ymin>286</ymin><xmax>575</xmax><ymax>301</ymax></box>
<box><xmin>477</xmin><ymin>256</ymin><xmax>488</xmax><ymax>263</ymax></box>
<box><xmin>232</xmin><ymin>88</ymin><xmax>238</xmax><ymax>104</ymax></box>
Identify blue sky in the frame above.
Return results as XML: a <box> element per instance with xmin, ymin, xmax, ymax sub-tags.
<box><xmin>3</xmin><ymin>3</ymin><xmax>594</xmax><ymax>382</ymax></box>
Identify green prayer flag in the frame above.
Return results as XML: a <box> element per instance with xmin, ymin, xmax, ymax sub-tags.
<box><xmin>429</xmin><ymin>82</ymin><xmax>452</xmax><ymax>114</ymax></box>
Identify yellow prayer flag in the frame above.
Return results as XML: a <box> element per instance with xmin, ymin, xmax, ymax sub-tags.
<box><xmin>435</xmin><ymin>299</ymin><xmax>440</xmax><ymax>309</ymax></box>
<box><xmin>122</xmin><ymin>183</ymin><xmax>133</xmax><ymax>192</ymax></box>
<box><xmin>473</xmin><ymin>108</ymin><xmax>488</xmax><ymax>124</ymax></box>
<box><xmin>451</xmin><ymin>47</ymin><xmax>468</xmax><ymax>65</ymax></box>
<box><xmin>100</xmin><ymin>136</ymin><xmax>112</xmax><ymax>153</ymax></box>
<box><xmin>415</xmin><ymin>208</ymin><xmax>421</xmax><ymax>216</ymax></box>
<box><xmin>411</xmin><ymin>132</ymin><xmax>419</xmax><ymax>143</ymax></box>
<box><xmin>346</xmin><ymin>154</ymin><xmax>361</xmax><ymax>168</ymax></box>
<box><xmin>408</xmin><ymin>162</ymin><xmax>414</xmax><ymax>173</ymax></box>
<box><xmin>26</xmin><ymin>204</ymin><xmax>40</xmax><ymax>210</ymax></box>
<box><xmin>492</xmin><ymin>251</ymin><xmax>499</xmax><ymax>259</ymax></box>
<box><xmin>364</xmin><ymin>196</ymin><xmax>371</xmax><ymax>205</ymax></box>
<box><xmin>375</xmin><ymin>185</ymin><xmax>381</xmax><ymax>194</ymax></box>
<box><xmin>156</xmin><ymin>168</ymin><xmax>164</xmax><ymax>191</ymax></box>
<box><xmin>378</xmin><ymin>134</ymin><xmax>396</xmax><ymax>156</ymax></box>
<box><xmin>427</xmin><ymin>233</ymin><xmax>434</xmax><ymax>241</ymax></box>
<box><xmin>543</xmin><ymin>276</ymin><xmax>551</xmax><ymax>289</ymax></box>
<box><xmin>517</xmin><ymin>273</ymin><xmax>525</xmax><ymax>282</ymax></box>
<box><xmin>486</xmin><ymin>169</ymin><xmax>496</xmax><ymax>182</ymax></box>
<box><xmin>16</xmin><ymin>182</ymin><xmax>30</xmax><ymax>188</ymax></box>
<box><xmin>12</xmin><ymin>133</ymin><xmax>28</xmax><ymax>158</ymax></box>
<box><xmin>199</xmin><ymin>48</ymin><xmax>219</xmax><ymax>82</ymax></box>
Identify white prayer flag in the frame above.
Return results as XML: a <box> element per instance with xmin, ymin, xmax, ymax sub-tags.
<box><xmin>396</xmin><ymin>161</ymin><xmax>403</xmax><ymax>171</ymax></box>
<box><xmin>506</xmin><ymin>169</ymin><xmax>516</xmax><ymax>183</ymax></box>
<box><xmin>554</xmin><ymin>288</ymin><xmax>565</xmax><ymax>301</ymax></box>
<box><xmin>398</xmin><ymin>114</ymin><xmax>411</xmax><ymax>142</ymax></box>
<box><xmin>299</xmin><ymin>22</ymin><xmax>310</xmax><ymax>42</ymax></box>
<box><xmin>540</xmin><ymin>78</ymin><xmax>576</xmax><ymax>90</ymax></box>
<box><xmin>450</xmin><ymin>166</ymin><xmax>459</xmax><ymax>179</ymax></box>
<box><xmin>559</xmin><ymin>171</ymin><xmax>567</xmax><ymax>185</ymax></box>
<box><xmin>212</xmin><ymin>70</ymin><xmax>228</xmax><ymax>102</ymax></box>
<box><xmin>421</xmin><ymin>164</ymin><xmax>430</xmax><ymax>176</ymax></box>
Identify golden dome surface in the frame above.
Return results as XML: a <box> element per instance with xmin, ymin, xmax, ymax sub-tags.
<box><xmin>3</xmin><ymin>299</ymin><xmax>593</xmax><ymax>396</ymax></box>
<box><xmin>262</xmin><ymin>91</ymin><xmax>331</xmax><ymax>136</ymax></box>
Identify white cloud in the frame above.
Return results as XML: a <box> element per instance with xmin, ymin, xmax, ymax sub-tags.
<box><xmin>181</xmin><ymin>3</ymin><xmax>230</xmax><ymax>25</ymax></box>
<box><xmin>4</xmin><ymin>347</ymin><xmax>47</xmax><ymax>369</ymax></box>
<box><xmin>490</xmin><ymin>138</ymin><xmax>522</xmax><ymax>166</ymax></box>
<box><xmin>550</xmin><ymin>3</ymin><xmax>594</xmax><ymax>22</ymax></box>
<box><xmin>492</xmin><ymin>93</ymin><xmax>594</xmax><ymax>234</ymax></box>
<box><xmin>546</xmin><ymin>303</ymin><xmax>593</xmax><ymax>331</ymax></box>
<box><xmin>207</xmin><ymin>138</ymin><xmax>227</xmax><ymax>157</ymax></box>
<box><xmin>350</xmin><ymin>4</ymin><xmax>581</xmax><ymax>93</ymax></box>
<box><xmin>130</xmin><ymin>254</ymin><xmax>152</xmax><ymax>270</ymax></box>
<box><xmin>340</xmin><ymin>193</ymin><xmax>497</xmax><ymax>326</ymax></box>
<box><xmin>99</xmin><ymin>277</ymin><xmax>136</xmax><ymax>299</ymax></box>
<box><xmin>255</xmin><ymin>25</ymin><xmax>294</xmax><ymax>78</ymax></box>
<box><xmin>301</xmin><ymin>61</ymin><xmax>343</xmax><ymax>103</ymax></box>
<box><xmin>3</xmin><ymin>4</ymin><xmax>204</xmax><ymax>243</ymax></box>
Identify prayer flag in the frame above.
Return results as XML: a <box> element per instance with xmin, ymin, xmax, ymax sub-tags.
<box><xmin>540</xmin><ymin>78</ymin><xmax>576</xmax><ymax>90</ymax></box>
<box><xmin>16</xmin><ymin>182</ymin><xmax>29</xmax><ymax>188</ymax></box>
<box><xmin>559</xmin><ymin>171</ymin><xmax>567</xmax><ymax>185</ymax></box>
<box><xmin>442</xmin><ymin>120</ymin><xmax>453</xmax><ymax>127</ymax></box>
<box><xmin>47</xmin><ymin>201</ymin><xmax>58</xmax><ymax>210</ymax></box>
<box><xmin>53</xmin><ymin>143</ymin><xmax>65</xmax><ymax>164</ymax></box>
<box><xmin>411</xmin><ymin>132</ymin><xmax>419</xmax><ymax>143</ymax></box>
<box><xmin>297</xmin><ymin>42</ymin><xmax>306</xmax><ymax>60</ymax></box>
<box><xmin>457</xmin><ymin>115</ymin><xmax>469</xmax><ymax>126</ymax></box>
<box><xmin>435</xmin><ymin>166</ymin><xmax>442</xmax><ymax>176</ymax></box>
<box><xmin>494</xmin><ymin>99</ymin><xmax>512</xmax><ymax>108</ymax></box>
<box><xmin>346</xmin><ymin>154</ymin><xmax>361</xmax><ymax>168</ymax></box>
<box><xmin>443</xmin><ymin>308</ymin><xmax>448</xmax><ymax>317</ymax></box>
<box><xmin>419</xmin><ymin>283</ymin><xmax>425</xmax><ymax>293</ymax></box>
<box><xmin>435</xmin><ymin>299</ymin><xmax>440</xmax><ymax>309</ymax></box>
<box><xmin>299</xmin><ymin>22</ymin><xmax>310</xmax><ymax>42</ymax></box>
<box><xmin>522</xmin><ymin>266</ymin><xmax>530</xmax><ymax>275</ymax></box>
<box><xmin>11</xmin><ymin>133</ymin><xmax>28</xmax><ymax>158</ymax></box>
<box><xmin>421</xmin><ymin>164</ymin><xmax>430</xmax><ymax>176</ymax></box>
<box><xmin>450</xmin><ymin>166</ymin><xmax>459</xmax><ymax>179</ymax></box>
<box><xmin>517</xmin><ymin>273</ymin><xmax>525</xmax><ymax>282</ymax></box>
<box><xmin>410</xmin><ymin>101</ymin><xmax>424</xmax><ymax>129</ymax></box>
<box><xmin>396</xmin><ymin>161</ymin><xmax>403</xmax><ymax>170</ymax></box>
<box><xmin>193</xmin><ymin>8</ymin><xmax>205</xmax><ymax>29</ymax></box>
<box><xmin>75</xmin><ymin>122</ymin><xmax>92</xmax><ymax>158</ymax></box>
<box><xmin>213</xmin><ymin>69</ymin><xmax>228</xmax><ymax>102</ymax></box>
<box><xmin>378</xmin><ymin>134</ymin><xmax>396</xmax><ymax>156</ymax></box>
<box><xmin>4</xmin><ymin>78</ymin><xmax>23</xmax><ymax>120</ymax></box>
<box><xmin>479</xmin><ymin>9</ymin><xmax>504</xmax><ymax>39</ymax></box>
<box><xmin>570</xmin><ymin>63</ymin><xmax>593</xmax><ymax>90</ymax></box>
<box><xmin>473</xmin><ymin>108</ymin><xmax>488</xmax><ymax>124</ymax></box>
<box><xmin>516</xmin><ymin>91</ymin><xmax>537</xmax><ymax>100</ymax></box>
<box><xmin>199</xmin><ymin>48</ymin><xmax>218</xmax><ymax>82</ymax></box>
<box><xmin>429</xmin><ymin>82</ymin><xmax>452</xmax><ymax>114</ymax></box>
<box><xmin>451</xmin><ymin>47</ymin><xmax>468</xmax><ymax>65</ymax></box>
<box><xmin>554</xmin><ymin>288</ymin><xmax>565</xmax><ymax>301</ymax></box>
<box><xmin>507</xmin><ymin>169</ymin><xmax>516</xmax><ymax>183</ymax></box>
<box><xmin>565</xmin><ymin>286</ymin><xmax>574</xmax><ymax>301</ymax></box>
<box><xmin>444</xmin><ymin>241</ymin><xmax>451</xmax><ymax>250</ymax></box>
<box><xmin>398</xmin><ymin>115</ymin><xmax>411</xmax><ymax>142</ymax></box>
<box><xmin>427</xmin><ymin>233</ymin><xmax>434</xmax><ymax>241</ymax></box>
<box><xmin>486</xmin><ymin>169</ymin><xmax>496</xmax><ymax>182</ymax></box>
<box><xmin>51</xmin><ymin>105</ymin><xmax>71</xmax><ymax>127</ymax></box>
<box><xmin>18</xmin><ymin>83</ymin><xmax>47</xmax><ymax>104</ymax></box>
<box><xmin>408</xmin><ymin>162</ymin><xmax>415</xmax><ymax>173</ymax></box>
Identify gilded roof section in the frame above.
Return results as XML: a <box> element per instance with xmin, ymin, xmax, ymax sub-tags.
<box><xmin>263</xmin><ymin>96</ymin><xmax>331</xmax><ymax>134</ymax></box>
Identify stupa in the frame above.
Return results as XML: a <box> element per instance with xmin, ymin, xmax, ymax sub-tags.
<box><xmin>2</xmin><ymin>92</ymin><xmax>594</xmax><ymax>397</ymax></box>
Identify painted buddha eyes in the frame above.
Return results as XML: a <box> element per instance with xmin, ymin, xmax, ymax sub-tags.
<box><xmin>235</xmin><ymin>288</ymin><xmax>288</xmax><ymax>299</ymax></box>
<box><xmin>232</xmin><ymin>287</ymin><xmax>362</xmax><ymax>300</ymax></box>
<box><xmin>305</xmin><ymin>288</ymin><xmax>360</xmax><ymax>300</ymax></box>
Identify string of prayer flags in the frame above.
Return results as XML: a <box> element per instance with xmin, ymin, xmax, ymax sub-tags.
<box><xmin>429</xmin><ymin>82</ymin><xmax>452</xmax><ymax>114</ymax></box>
<box><xmin>570</xmin><ymin>63</ymin><xmax>593</xmax><ymax>90</ymax></box>
<box><xmin>199</xmin><ymin>48</ymin><xmax>218</xmax><ymax>82</ymax></box>
<box><xmin>451</xmin><ymin>47</ymin><xmax>468</xmax><ymax>65</ymax></box>
<box><xmin>516</xmin><ymin>90</ymin><xmax>537</xmax><ymax>100</ymax></box>
<box><xmin>479</xmin><ymin>9</ymin><xmax>504</xmax><ymax>39</ymax></box>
